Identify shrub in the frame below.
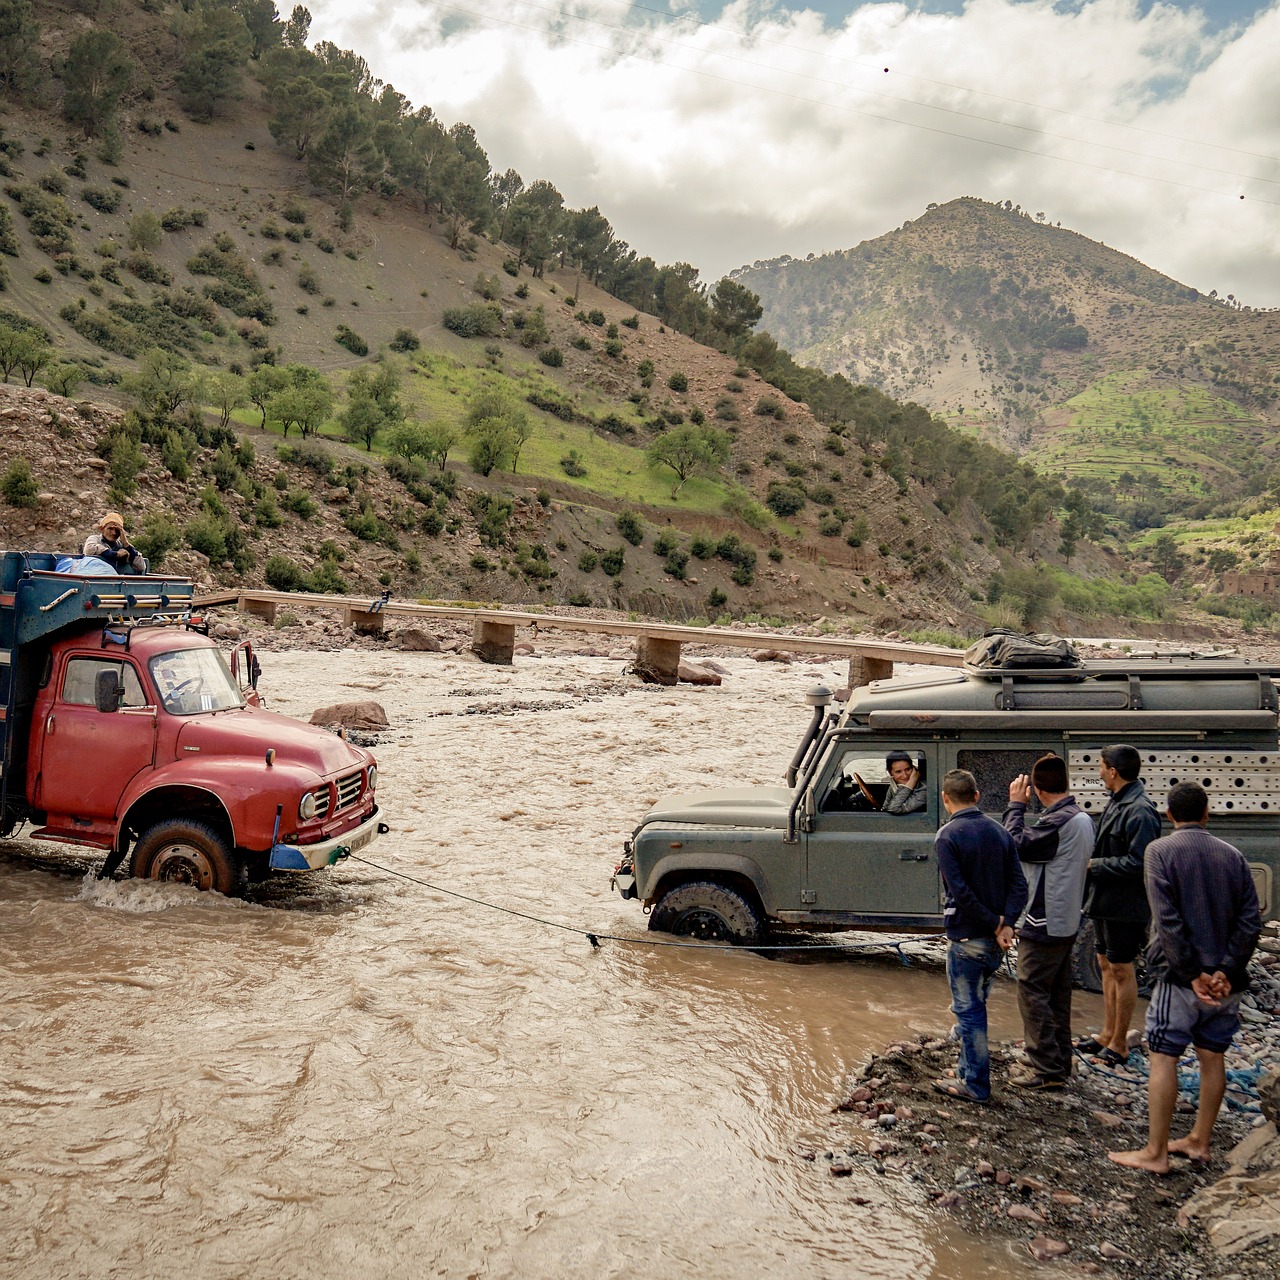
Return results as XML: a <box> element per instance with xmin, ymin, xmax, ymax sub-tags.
<box><xmin>298</xmin><ymin>263</ymin><xmax>319</xmax><ymax>294</ymax></box>
<box><xmin>124</xmin><ymin>253</ymin><xmax>172</xmax><ymax>285</ymax></box>
<box><xmin>442</xmin><ymin>304</ymin><xmax>503</xmax><ymax>338</ymax></box>
<box><xmin>707</xmin><ymin>588</ymin><xmax>727</xmax><ymax>609</ymax></box>
<box><xmin>664</xmin><ymin>549</ymin><xmax>689</xmax><ymax>579</ymax></box>
<box><xmin>309</xmin><ymin>559</ymin><xmax>347</xmax><ymax>593</ymax></box>
<box><xmin>284</xmin><ymin>489</ymin><xmax>317</xmax><ymax>518</ymax></box>
<box><xmin>335</xmin><ymin>325</ymin><xmax>368</xmax><ymax>355</ymax></box>
<box><xmin>754</xmin><ymin>394</ymin><xmax>785</xmax><ymax>419</ymax></box>
<box><xmin>131</xmin><ymin>511</ymin><xmax>181</xmax><ymax>568</ymax></box>
<box><xmin>578</xmin><ymin>550</ymin><xmax>598</xmax><ymax>573</ymax></box>
<box><xmin>571</xmin><ymin>335</ymin><xmax>591</xmax><ymax>351</ymax></box>
<box><xmin>667</xmin><ymin>371</ymin><xmax>688</xmax><ymax>392</ymax></box>
<box><xmin>502</xmin><ymin>259</ymin><xmax>519</xmax><ymax>276</ymax></box>
<box><xmin>604</xmin><ymin>338</ymin><xmax>623</xmax><ymax>358</ymax></box>
<box><xmin>621</xmin><ymin>314</ymin><xmax>639</xmax><ymax>329</ymax></box>
<box><xmin>616</xmin><ymin>511</ymin><xmax>643</xmax><ymax>545</ymax></box>
<box><xmin>560</xmin><ymin>451</ymin><xmax>587</xmax><ymax>477</ymax></box>
<box><xmin>515</xmin><ymin>282</ymin><xmax>529</xmax><ymax>299</ymax></box>
<box><xmin>600</xmin><ymin>546</ymin><xmax>625</xmax><ymax>576</ymax></box>
<box><xmin>265</xmin><ymin>554</ymin><xmax>311</xmax><ymax>591</ymax></box>
<box><xmin>713</xmin><ymin>396</ymin><xmax>739</xmax><ymax>421</ymax></box>
<box><xmin>81</xmin><ymin>186</ymin><xmax>121</xmax><ymax>214</ymax></box>
<box><xmin>473</xmin><ymin>272</ymin><xmax>502</xmax><ymax>300</ymax></box>
<box><xmin>766</xmin><ymin>481</ymin><xmax>806</xmax><ymax>517</ymax></box>
<box><xmin>539</xmin><ymin>346</ymin><xmax>563</xmax><ymax>367</ymax></box>
<box><xmin>2</xmin><ymin>458</ymin><xmax>39</xmax><ymax>507</ymax></box>
<box><xmin>389</xmin><ymin>328</ymin><xmax>420</xmax><ymax>352</ymax></box>
<box><xmin>128</xmin><ymin>211</ymin><xmax>163</xmax><ymax>252</ymax></box>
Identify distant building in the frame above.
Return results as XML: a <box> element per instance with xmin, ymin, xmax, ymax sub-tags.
<box><xmin>1223</xmin><ymin>546</ymin><xmax>1280</xmax><ymax>597</ymax></box>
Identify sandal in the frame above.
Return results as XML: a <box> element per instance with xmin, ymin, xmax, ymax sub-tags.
<box><xmin>1098</xmin><ymin>1048</ymin><xmax>1128</xmax><ymax>1068</ymax></box>
<box><xmin>1075</xmin><ymin>1036</ymin><xmax>1106</xmax><ymax>1054</ymax></box>
<box><xmin>931</xmin><ymin>1079</ymin><xmax>989</xmax><ymax>1106</ymax></box>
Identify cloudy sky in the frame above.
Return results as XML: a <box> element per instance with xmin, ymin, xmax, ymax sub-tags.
<box><xmin>301</xmin><ymin>1</ymin><xmax>1280</xmax><ymax>307</ymax></box>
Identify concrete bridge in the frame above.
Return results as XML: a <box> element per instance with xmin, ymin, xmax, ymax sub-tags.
<box><xmin>196</xmin><ymin>588</ymin><xmax>968</xmax><ymax>688</ymax></box>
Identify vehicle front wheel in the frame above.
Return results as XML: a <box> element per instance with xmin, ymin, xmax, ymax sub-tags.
<box><xmin>648</xmin><ymin>881</ymin><xmax>765</xmax><ymax>945</ymax></box>
<box><xmin>130</xmin><ymin>820</ymin><xmax>244</xmax><ymax>896</ymax></box>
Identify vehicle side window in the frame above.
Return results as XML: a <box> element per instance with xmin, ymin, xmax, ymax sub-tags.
<box><xmin>824</xmin><ymin>751</ymin><xmax>928</xmax><ymax>815</ymax></box>
<box><xmin>62</xmin><ymin>657</ymin><xmax>146</xmax><ymax>709</ymax></box>
<box><xmin>956</xmin><ymin>749</ymin><xmax>1056</xmax><ymax>813</ymax></box>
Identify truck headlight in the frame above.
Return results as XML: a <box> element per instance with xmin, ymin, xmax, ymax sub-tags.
<box><xmin>366</xmin><ymin>765</ymin><xmax>378</xmax><ymax>793</ymax></box>
<box><xmin>299</xmin><ymin>791</ymin><xmax>317</xmax><ymax>821</ymax></box>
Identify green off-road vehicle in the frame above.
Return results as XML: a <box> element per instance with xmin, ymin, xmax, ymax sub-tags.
<box><xmin>612</xmin><ymin>651</ymin><xmax>1280</xmax><ymax>984</ymax></box>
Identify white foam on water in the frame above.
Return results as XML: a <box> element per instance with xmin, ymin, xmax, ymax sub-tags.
<box><xmin>75</xmin><ymin>872</ymin><xmax>244</xmax><ymax>913</ymax></box>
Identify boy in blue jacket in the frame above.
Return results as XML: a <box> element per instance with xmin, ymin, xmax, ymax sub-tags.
<box><xmin>933</xmin><ymin>769</ymin><xmax>1027</xmax><ymax>1104</ymax></box>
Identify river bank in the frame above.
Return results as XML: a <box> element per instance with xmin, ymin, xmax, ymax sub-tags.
<box><xmin>828</xmin><ymin>937</ymin><xmax>1280</xmax><ymax>1279</ymax></box>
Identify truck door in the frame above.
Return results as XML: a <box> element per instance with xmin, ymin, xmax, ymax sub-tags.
<box><xmin>33</xmin><ymin>656</ymin><xmax>155</xmax><ymax>821</ymax></box>
<box><xmin>803</xmin><ymin>743</ymin><xmax>940</xmax><ymax>919</ymax></box>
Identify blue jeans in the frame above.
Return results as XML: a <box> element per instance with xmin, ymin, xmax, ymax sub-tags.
<box><xmin>947</xmin><ymin>937</ymin><xmax>1003</xmax><ymax>1099</ymax></box>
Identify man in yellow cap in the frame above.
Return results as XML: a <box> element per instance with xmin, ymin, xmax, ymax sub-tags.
<box><xmin>83</xmin><ymin>511</ymin><xmax>148</xmax><ymax>574</ymax></box>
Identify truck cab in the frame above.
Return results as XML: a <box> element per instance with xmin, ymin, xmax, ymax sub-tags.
<box><xmin>614</xmin><ymin>653</ymin><xmax>1280</xmax><ymax>950</ymax></box>
<box><xmin>1</xmin><ymin>551</ymin><xmax>385</xmax><ymax>893</ymax></box>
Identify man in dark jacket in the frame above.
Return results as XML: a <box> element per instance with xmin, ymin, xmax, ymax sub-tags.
<box><xmin>1003</xmin><ymin>753</ymin><xmax>1094</xmax><ymax>1089</ymax></box>
<box><xmin>1082</xmin><ymin>744</ymin><xmax>1161</xmax><ymax>1065</ymax></box>
<box><xmin>933</xmin><ymin>769</ymin><xmax>1027</xmax><ymax>1104</ymax></box>
<box><xmin>1109</xmin><ymin>782</ymin><xmax>1261</xmax><ymax>1174</ymax></box>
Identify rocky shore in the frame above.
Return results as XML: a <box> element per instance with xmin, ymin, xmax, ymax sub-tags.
<box><xmin>820</xmin><ymin>933</ymin><xmax>1280</xmax><ymax>1278</ymax></box>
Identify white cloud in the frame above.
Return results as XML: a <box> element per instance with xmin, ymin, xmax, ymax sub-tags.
<box><xmin>301</xmin><ymin>1</ymin><xmax>1280</xmax><ymax>306</ymax></box>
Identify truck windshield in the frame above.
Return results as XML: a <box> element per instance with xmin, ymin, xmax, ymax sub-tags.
<box><xmin>149</xmin><ymin>648</ymin><xmax>245</xmax><ymax>715</ymax></box>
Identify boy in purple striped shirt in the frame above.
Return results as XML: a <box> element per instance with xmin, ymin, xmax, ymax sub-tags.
<box><xmin>1108</xmin><ymin>781</ymin><xmax>1262</xmax><ymax>1175</ymax></box>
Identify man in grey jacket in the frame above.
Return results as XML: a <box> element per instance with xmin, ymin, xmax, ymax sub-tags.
<box><xmin>1003</xmin><ymin>754</ymin><xmax>1095</xmax><ymax>1088</ymax></box>
<box><xmin>1109</xmin><ymin>782</ymin><xmax>1261</xmax><ymax>1174</ymax></box>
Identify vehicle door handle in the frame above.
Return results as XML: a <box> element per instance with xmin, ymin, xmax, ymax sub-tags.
<box><xmin>46</xmin><ymin>715</ymin><xmax>55</xmax><ymax>735</ymax></box>
<box><xmin>899</xmin><ymin>850</ymin><xmax>930</xmax><ymax>861</ymax></box>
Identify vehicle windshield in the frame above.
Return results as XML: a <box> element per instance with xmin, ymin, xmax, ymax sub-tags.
<box><xmin>149</xmin><ymin>647</ymin><xmax>245</xmax><ymax>715</ymax></box>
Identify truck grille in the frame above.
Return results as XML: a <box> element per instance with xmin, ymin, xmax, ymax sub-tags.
<box><xmin>310</xmin><ymin>769</ymin><xmax>364</xmax><ymax>821</ymax></box>
<box><xmin>335</xmin><ymin>770</ymin><xmax>364</xmax><ymax>811</ymax></box>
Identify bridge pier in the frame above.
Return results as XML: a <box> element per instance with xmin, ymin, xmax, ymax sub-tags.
<box><xmin>473</xmin><ymin>618</ymin><xmax>516</xmax><ymax>665</ymax></box>
<box><xmin>849</xmin><ymin>654</ymin><xmax>894</xmax><ymax>690</ymax></box>
<box><xmin>240</xmin><ymin>597</ymin><xmax>277</xmax><ymax>625</ymax></box>
<box><xmin>346</xmin><ymin>608</ymin><xmax>386</xmax><ymax>636</ymax></box>
<box><xmin>635</xmin><ymin>635</ymin><xmax>682</xmax><ymax>686</ymax></box>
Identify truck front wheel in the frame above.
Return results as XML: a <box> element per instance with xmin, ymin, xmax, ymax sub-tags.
<box><xmin>648</xmin><ymin>881</ymin><xmax>765</xmax><ymax>945</ymax></box>
<box><xmin>130</xmin><ymin>820</ymin><xmax>244</xmax><ymax>896</ymax></box>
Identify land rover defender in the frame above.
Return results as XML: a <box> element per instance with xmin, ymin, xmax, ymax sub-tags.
<box><xmin>612</xmin><ymin>653</ymin><xmax>1280</xmax><ymax>978</ymax></box>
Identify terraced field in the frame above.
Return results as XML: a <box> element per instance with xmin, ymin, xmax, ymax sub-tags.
<box><xmin>1026</xmin><ymin>370</ymin><xmax>1266</xmax><ymax>499</ymax></box>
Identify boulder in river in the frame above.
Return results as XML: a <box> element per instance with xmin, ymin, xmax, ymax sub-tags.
<box><xmin>309</xmin><ymin>700</ymin><xmax>390</xmax><ymax>731</ymax></box>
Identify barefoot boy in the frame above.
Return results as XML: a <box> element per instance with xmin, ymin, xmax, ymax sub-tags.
<box><xmin>1108</xmin><ymin>781</ymin><xmax>1262</xmax><ymax>1174</ymax></box>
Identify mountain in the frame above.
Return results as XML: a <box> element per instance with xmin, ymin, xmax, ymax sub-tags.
<box><xmin>737</xmin><ymin>198</ymin><xmax>1280</xmax><ymax>517</ymax></box>
<box><xmin>0</xmin><ymin>7</ymin><xmax>1153</xmax><ymax>639</ymax></box>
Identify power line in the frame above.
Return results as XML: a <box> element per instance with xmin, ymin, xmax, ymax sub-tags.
<box><xmin>421</xmin><ymin>2</ymin><xmax>1277</xmax><ymax>206</ymax></box>
<box><xmin>621</xmin><ymin>0</ymin><xmax>1280</xmax><ymax>170</ymax></box>
<box><xmin>496</xmin><ymin>0</ymin><xmax>1279</xmax><ymax>188</ymax></box>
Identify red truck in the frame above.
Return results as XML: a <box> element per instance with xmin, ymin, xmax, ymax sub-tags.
<box><xmin>0</xmin><ymin>551</ymin><xmax>385</xmax><ymax>894</ymax></box>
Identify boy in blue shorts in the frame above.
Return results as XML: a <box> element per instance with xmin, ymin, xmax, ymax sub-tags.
<box><xmin>1108</xmin><ymin>781</ymin><xmax>1262</xmax><ymax>1174</ymax></box>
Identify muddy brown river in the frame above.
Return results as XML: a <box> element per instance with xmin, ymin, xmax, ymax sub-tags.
<box><xmin>0</xmin><ymin>651</ymin><xmax>1066</xmax><ymax>1277</ymax></box>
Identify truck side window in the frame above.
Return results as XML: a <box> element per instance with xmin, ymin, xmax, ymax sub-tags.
<box><xmin>956</xmin><ymin>749</ymin><xmax>1054</xmax><ymax>813</ymax></box>
<box><xmin>825</xmin><ymin>752</ymin><xmax>910</xmax><ymax>813</ymax></box>
<box><xmin>62</xmin><ymin>658</ymin><xmax>146</xmax><ymax>709</ymax></box>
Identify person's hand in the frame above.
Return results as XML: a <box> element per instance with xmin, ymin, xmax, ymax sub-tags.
<box><xmin>115</xmin><ymin>547</ymin><xmax>129</xmax><ymax>560</ymax></box>
<box><xmin>1191</xmin><ymin>972</ymin><xmax>1224</xmax><ymax>1007</ymax></box>
<box><xmin>1009</xmin><ymin>774</ymin><xmax>1031</xmax><ymax>804</ymax></box>
<box><xmin>995</xmin><ymin>923</ymin><xmax>1015</xmax><ymax>951</ymax></box>
<box><xmin>1210</xmin><ymin>970</ymin><xmax>1232</xmax><ymax>999</ymax></box>
<box><xmin>906</xmin><ymin>768</ymin><xmax>919</xmax><ymax>789</ymax></box>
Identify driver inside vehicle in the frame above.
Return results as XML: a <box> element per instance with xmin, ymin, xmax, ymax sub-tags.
<box><xmin>854</xmin><ymin>750</ymin><xmax>928</xmax><ymax>815</ymax></box>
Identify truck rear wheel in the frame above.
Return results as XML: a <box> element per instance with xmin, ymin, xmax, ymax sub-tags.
<box><xmin>648</xmin><ymin>881</ymin><xmax>765</xmax><ymax>945</ymax></box>
<box><xmin>130</xmin><ymin>820</ymin><xmax>244</xmax><ymax>896</ymax></box>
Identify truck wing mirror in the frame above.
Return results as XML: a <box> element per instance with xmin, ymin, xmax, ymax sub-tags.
<box><xmin>94</xmin><ymin>668</ymin><xmax>123</xmax><ymax>713</ymax></box>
